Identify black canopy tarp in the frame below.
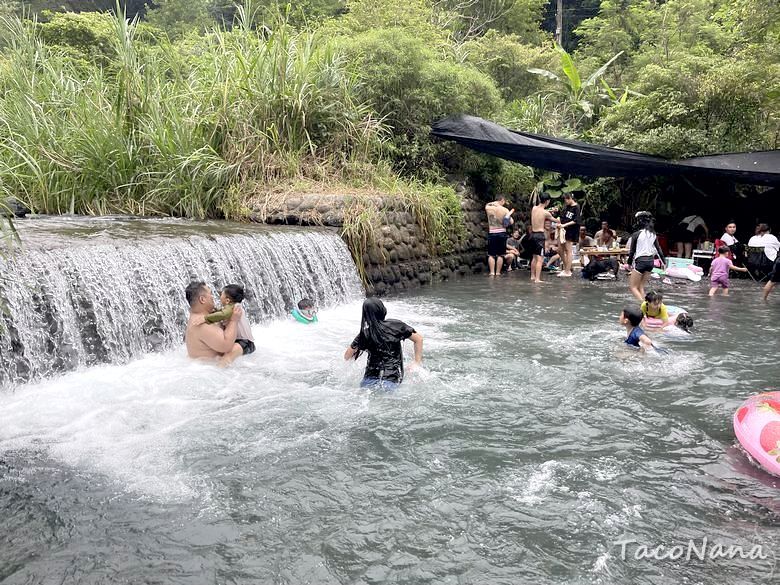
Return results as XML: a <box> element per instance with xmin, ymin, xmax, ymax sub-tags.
<box><xmin>431</xmin><ymin>115</ymin><xmax>780</xmax><ymax>186</ymax></box>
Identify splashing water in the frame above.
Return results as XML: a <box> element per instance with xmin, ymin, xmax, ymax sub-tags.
<box><xmin>0</xmin><ymin>217</ymin><xmax>362</xmax><ymax>387</ymax></box>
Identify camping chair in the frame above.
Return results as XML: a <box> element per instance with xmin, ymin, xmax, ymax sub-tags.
<box><xmin>713</xmin><ymin>239</ymin><xmax>733</xmax><ymax>260</ymax></box>
<box><xmin>745</xmin><ymin>246</ymin><xmax>774</xmax><ymax>282</ymax></box>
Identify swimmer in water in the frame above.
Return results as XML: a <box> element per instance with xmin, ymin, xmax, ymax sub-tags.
<box><xmin>343</xmin><ymin>298</ymin><xmax>423</xmax><ymax>389</ymax></box>
<box><xmin>662</xmin><ymin>312</ymin><xmax>694</xmax><ymax>337</ymax></box>
<box><xmin>291</xmin><ymin>298</ymin><xmax>318</xmax><ymax>324</ymax></box>
<box><xmin>620</xmin><ymin>306</ymin><xmax>654</xmax><ymax>351</ymax></box>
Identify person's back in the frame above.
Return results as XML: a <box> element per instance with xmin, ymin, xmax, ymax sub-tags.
<box><xmin>748</xmin><ymin>225</ymin><xmax>780</xmax><ymax>261</ymax></box>
<box><xmin>357</xmin><ymin>320</ymin><xmax>412</xmax><ymax>383</ymax></box>
<box><xmin>710</xmin><ymin>255</ymin><xmax>732</xmax><ymax>281</ymax></box>
<box><xmin>531</xmin><ymin>202</ymin><xmax>550</xmax><ymax>232</ymax></box>
<box><xmin>344</xmin><ymin>298</ymin><xmax>423</xmax><ymax>388</ymax></box>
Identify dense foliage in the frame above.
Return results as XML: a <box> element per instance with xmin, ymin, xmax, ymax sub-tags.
<box><xmin>1</xmin><ymin>0</ymin><xmax>778</xmax><ymax>227</ymax></box>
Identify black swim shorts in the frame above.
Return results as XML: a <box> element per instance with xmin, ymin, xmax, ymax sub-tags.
<box><xmin>530</xmin><ymin>231</ymin><xmax>545</xmax><ymax>256</ymax></box>
<box><xmin>634</xmin><ymin>256</ymin><xmax>655</xmax><ymax>274</ymax></box>
<box><xmin>236</xmin><ymin>339</ymin><xmax>256</xmax><ymax>355</ymax></box>
<box><xmin>487</xmin><ymin>233</ymin><xmax>508</xmax><ymax>257</ymax></box>
<box><xmin>673</xmin><ymin>225</ymin><xmax>695</xmax><ymax>243</ymax></box>
<box><xmin>771</xmin><ymin>259</ymin><xmax>780</xmax><ymax>283</ymax></box>
<box><xmin>565</xmin><ymin>225</ymin><xmax>579</xmax><ymax>243</ymax></box>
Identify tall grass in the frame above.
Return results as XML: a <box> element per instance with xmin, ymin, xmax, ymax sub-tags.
<box><xmin>0</xmin><ymin>4</ymin><xmax>382</xmax><ymax>218</ymax></box>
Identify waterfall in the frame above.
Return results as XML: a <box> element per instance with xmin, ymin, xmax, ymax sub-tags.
<box><xmin>0</xmin><ymin>218</ymin><xmax>363</xmax><ymax>388</ymax></box>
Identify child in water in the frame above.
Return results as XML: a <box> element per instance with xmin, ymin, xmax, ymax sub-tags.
<box><xmin>663</xmin><ymin>312</ymin><xmax>694</xmax><ymax>337</ymax></box>
<box><xmin>709</xmin><ymin>245</ymin><xmax>748</xmax><ymax>296</ymax></box>
<box><xmin>620</xmin><ymin>306</ymin><xmax>654</xmax><ymax>351</ymax></box>
<box><xmin>205</xmin><ymin>284</ymin><xmax>255</xmax><ymax>365</ymax></box>
<box><xmin>291</xmin><ymin>298</ymin><xmax>318</xmax><ymax>324</ymax></box>
<box><xmin>641</xmin><ymin>290</ymin><xmax>671</xmax><ymax>327</ymax></box>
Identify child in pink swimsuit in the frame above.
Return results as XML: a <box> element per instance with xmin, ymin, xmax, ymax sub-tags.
<box><xmin>709</xmin><ymin>245</ymin><xmax>747</xmax><ymax>296</ymax></box>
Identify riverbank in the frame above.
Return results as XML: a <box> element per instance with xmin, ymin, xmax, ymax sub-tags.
<box><xmin>247</xmin><ymin>185</ymin><xmax>488</xmax><ymax>296</ymax></box>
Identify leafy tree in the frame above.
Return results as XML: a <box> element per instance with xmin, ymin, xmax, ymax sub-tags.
<box><xmin>461</xmin><ymin>30</ymin><xmax>557</xmax><ymax>101</ymax></box>
<box><xmin>144</xmin><ymin>0</ymin><xmax>213</xmax><ymax>37</ymax></box>
<box><xmin>492</xmin><ymin>0</ymin><xmax>547</xmax><ymax>44</ymax></box>
<box><xmin>37</xmin><ymin>10</ymin><xmax>118</xmax><ymax>65</ymax></box>
<box><xmin>339</xmin><ymin>26</ymin><xmax>503</xmax><ymax>174</ymax></box>
<box><xmin>528</xmin><ymin>43</ymin><xmax>624</xmax><ymax>126</ymax></box>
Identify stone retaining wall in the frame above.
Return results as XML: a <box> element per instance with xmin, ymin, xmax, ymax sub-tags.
<box><xmin>249</xmin><ymin>189</ymin><xmax>488</xmax><ymax>295</ymax></box>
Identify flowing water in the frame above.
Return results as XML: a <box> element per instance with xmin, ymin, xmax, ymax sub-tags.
<box><xmin>0</xmin><ymin>217</ymin><xmax>361</xmax><ymax>387</ymax></box>
<box><xmin>1</xmin><ymin>221</ymin><xmax>780</xmax><ymax>584</ymax></box>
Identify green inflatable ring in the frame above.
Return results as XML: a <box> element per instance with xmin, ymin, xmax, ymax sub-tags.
<box><xmin>291</xmin><ymin>308</ymin><xmax>318</xmax><ymax>324</ymax></box>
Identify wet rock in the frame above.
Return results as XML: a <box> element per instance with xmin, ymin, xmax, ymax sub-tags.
<box><xmin>368</xmin><ymin>247</ymin><xmax>385</xmax><ymax>265</ymax></box>
<box><xmin>3</xmin><ymin>197</ymin><xmax>29</xmax><ymax>218</ymax></box>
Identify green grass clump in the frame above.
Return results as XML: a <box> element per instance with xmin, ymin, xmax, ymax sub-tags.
<box><xmin>0</xmin><ymin>6</ymin><xmax>381</xmax><ymax>218</ymax></box>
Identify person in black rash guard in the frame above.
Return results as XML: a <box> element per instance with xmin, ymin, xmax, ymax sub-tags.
<box><xmin>344</xmin><ymin>298</ymin><xmax>424</xmax><ymax>389</ymax></box>
<box><xmin>558</xmin><ymin>192</ymin><xmax>581</xmax><ymax>277</ymax></box>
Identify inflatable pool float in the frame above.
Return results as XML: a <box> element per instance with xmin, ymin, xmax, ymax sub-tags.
<box><xmin>644</xmin><ymin>305</ymin><xmax>686</xmax><ymax>328</ymax></box>
<box><xmin>290</xmin><ymin>308</ymin><xmax>318</xmax><ymax>324</ymax></box>
<box><xmin>651</xmin><ymin>258</ymin><xmax>704</xmax><ymax>282</ymax></box>
<box><xmin>733</xmin><ymin>392</ymin><xmax>780</xmax><ymax>477</ymax></box>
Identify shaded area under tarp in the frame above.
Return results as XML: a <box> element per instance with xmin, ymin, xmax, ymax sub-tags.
<box><xmin>431</xmin><ymin>115</ymin><xmax>780</xmax><ymax>186</ymax></box>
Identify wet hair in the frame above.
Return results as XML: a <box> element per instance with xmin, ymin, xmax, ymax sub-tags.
<box><xmin>222</xmin><ymin>283</ymin><xmax>245</xmax><ymax>303</ymax></box>
<box><xmin>645</xmin><ymin>290</ymin><xmax>663</xmax><ymax>304</ymax></box>
<box><xmin>675</xmin><ymin>313</ymin><xmax>694</xmax><ymax>332</ymax></box>
<box><xmin>538</xmin><ymin>193</ymin><xmax>550</xmax><ymax>204</ymax></box>
<box><xmin>635</xmin><ymin>211</ymin><xmax>655</xmax><ymax>233</ymax></box>
<box><xmin>622</xmin><ymin>306</ymin><xmax>643</xmax><ymax>327</ymax></box>
<box><xmin>718</xmin><ymin>245</ymin><xmax>730</xmax><ymax>255</ymax></box>
<box><xmin>185</xmin><ymin>281</ymin><xmax>207</xmax><ymax>307</ymax></box>
<box><xmin>298</xmin><ymin>298</ymin><xmax>315</xmax><ymax>310</ymax></box>
<box><xmin>352</xmin><ymin>298</ymin><xmax>390</xmax><ymax>360</ymax></box>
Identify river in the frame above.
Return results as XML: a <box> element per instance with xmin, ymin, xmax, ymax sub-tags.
<box><xmin>2</xmin><ymin>271</ymin><xmax>779</xmax><ymax>584</ymax></box>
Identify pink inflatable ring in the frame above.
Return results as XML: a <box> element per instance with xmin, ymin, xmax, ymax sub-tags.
<box><xmin>733</xmin><ymin>392</ymin><xmax>780</xmax><ymax>477</ymax></box>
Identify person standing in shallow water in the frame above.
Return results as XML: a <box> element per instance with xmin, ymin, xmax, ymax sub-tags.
<box><xmin>344</xmin><ymin>298</ymin><xmax>423</xmax><ymax>390</ymax></box>
<box><xmin>529</xmin><ymin>193</ymin><xmax>556</xmax><ymax>283</ymax></box>
<box><xmin>557</xmin><ymin>192</ymin><xmax>581</xmax><ymax>277</ymax></box>
<box><xmin>626</xmin><ymin>212</ymin><xmax>665</xmax><ymax>302</ymax></box>
<box><xmin>484</xmin><ymin>195</ymin><xmax>513</xmax><ymax>276</ymax></box>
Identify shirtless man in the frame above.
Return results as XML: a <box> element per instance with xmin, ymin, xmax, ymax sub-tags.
<box><xmin>530</xmin><ymin>193</ymin><xmax>555</xmax><ymax>283</ymax></box>
<box><xmin>485</xmin><ymin>195</ymin><xmax>513</xmax><ymax>276</ymax></box>
<box><xmin>184</xmin><ymin>281</ymin><xmax>244</xmax><ymax>363</ymax></box>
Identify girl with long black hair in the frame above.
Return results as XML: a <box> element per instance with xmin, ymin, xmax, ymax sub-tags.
<box><xmin>344</xmin><ymin>298</ymin><xmax>423</xmax><ymax>389</ymax></box>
